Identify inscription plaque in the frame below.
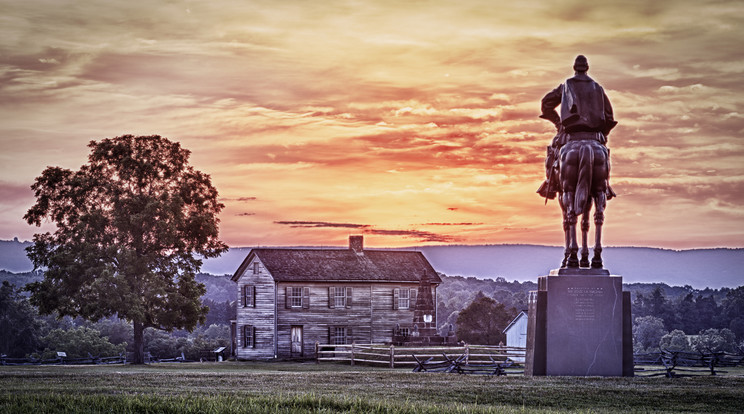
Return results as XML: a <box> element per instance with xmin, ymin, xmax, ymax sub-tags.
<box><xmin>544</xmin><ymin>274</ymin><xmax>624</xmax><ymax>376</ymax></box>
<box><xmin>567</xmin><ymin>287</ymin><xmax>603</xmax><ymax>321</ymax></box>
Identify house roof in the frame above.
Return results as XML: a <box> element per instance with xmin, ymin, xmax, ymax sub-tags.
<box><xmin>232</xmin><ymin>248</ymin><xmax>441</xmax><ymax>284</ymax></box>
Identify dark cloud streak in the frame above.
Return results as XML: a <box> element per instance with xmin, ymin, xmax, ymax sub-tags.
<box><xmin>274</xmin><ymin>221</ymin><xmax>371</xmax><ymax>229</ymax></box>
<box><xmin>273</xmin><ymin>220</ymin><xmax>457</xmax><ymax>243</ymax></box>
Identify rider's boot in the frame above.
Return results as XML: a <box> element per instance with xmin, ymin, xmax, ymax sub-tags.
<box><xmin>606</xmin><ymin>180</ymin><xmax>616</xmax><ymax>200</ymax></box>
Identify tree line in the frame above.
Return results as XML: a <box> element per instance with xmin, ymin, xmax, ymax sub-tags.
<box><xmin>632</xmin><ymin>285</ymin><xmax>744</xmax><ymax>354</ymax></box>
<box><xmin>437</xmin><ymin>274</ymin><xmax>744</xmax><ymax>352</ymax></box>
<box><xmin>1</xmin><ymin>280</ymin><xmax>235</xmax><ymax>360</ymax></box>
<box><xmin>3</xmin><ymin>271</ymin><xmax>743</xmax><ymax>358</ymax></box>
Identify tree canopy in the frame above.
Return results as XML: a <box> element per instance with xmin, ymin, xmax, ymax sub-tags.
<box><xmin>633</xmin><ymin>315</ymin><xmax>667</xmax><ymax>352</ymax></box>
<box><xmin>24</xmin><ymin>135</ymin><xmax>227</xmax><ymax>364</ymax></box>
<box><xmin>0</xmin><ymin>281</ymin><xmax>43</xmax><ymax>358</ymax></box>
<box><xmin>40</xmin><ymin>326</ymin><xmax>125</xmax><ymax>359</ymax></box>
<box><xmin>455</xmin><ymin>292</ymin><xmax>517</xmax><ymax>345</ymax></box>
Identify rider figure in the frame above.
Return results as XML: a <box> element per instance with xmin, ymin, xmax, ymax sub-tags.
<box><xmin>537</xmin><ymin>55</ymin><xmax>617</xmax><ymax>200</ymax></box>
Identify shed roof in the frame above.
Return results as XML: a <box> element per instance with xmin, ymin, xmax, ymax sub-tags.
<box><xmin>232</xmin><ymin>248</ymin><xmax>440</xmax><ymax>284</ymax></box>
<box><xmin>502</xmin><ymin>310</ymin><xmax>528</xmax><ymax>334</ymax></box>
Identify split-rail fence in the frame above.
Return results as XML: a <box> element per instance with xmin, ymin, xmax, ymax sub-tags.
<box><xmin>314</xmin><ymin>342</ymin><xmax>526</xmax><ymax>369</ymax></box>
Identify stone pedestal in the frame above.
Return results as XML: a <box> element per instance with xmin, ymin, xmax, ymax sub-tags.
<box><xmin>525</xmin><ymin>268</ymin><xmax>633</xmax><ymax>377</ymax></box>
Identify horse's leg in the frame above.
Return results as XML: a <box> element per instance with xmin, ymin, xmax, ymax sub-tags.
<box><xmin>580</xmin><ymin>204</ymin><xmax>591</xmax><ymax>268</ymax></box>
<box><xmin>560</xmin><ymin>194</ymin><xmax>570</xmax><ymax>267</ymax></box>
<box><xmin>591</xmin><ymin>192</ymin><xmax>607</xmax><ymax>268</ymax></box>
<box><xmin>562</xmin><ymin>191</ymin><xmax>579</xmax><ymax>268</ymax></box>
<box><xmin>591</xmin><ymin>143</ymin><xmax>610</xmax><ymax>269</ymax></box>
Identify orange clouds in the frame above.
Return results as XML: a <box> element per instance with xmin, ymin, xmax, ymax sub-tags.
<box><xmin>1</xmin><ymin>0</ymin><xmax>743</xmax><ymax>249</ymax></box>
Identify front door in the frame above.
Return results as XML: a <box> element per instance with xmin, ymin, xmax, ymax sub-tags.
<box><xmin>291</xmin><ymin>326</ymin><xmax>303</xmax><ymax>356</ymax></box>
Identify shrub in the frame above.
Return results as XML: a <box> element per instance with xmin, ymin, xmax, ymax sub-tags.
<box><xmin>40</xmin><ymin>326</ymin><xmax>125</xmax><ymax>359</ymax></box>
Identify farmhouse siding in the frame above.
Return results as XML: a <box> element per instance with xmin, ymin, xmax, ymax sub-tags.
<box><xmin>235</xmin><ymin>257</ymin><xmax>275</xmax><ymax>359</ymax></box>
<box><xmin>231</xmin><ymin>236</ymin><xmax>441</xmax><ymax>359</ymax></box>
<box><xmin>274</xmin><ymin>283</ymin><xmax>370</xmax><ymax>357</ymax></box>
<box><xmin>371</xmin><ymin>284</ymin><xmax>414</xmax><ymax>342</ymax></box>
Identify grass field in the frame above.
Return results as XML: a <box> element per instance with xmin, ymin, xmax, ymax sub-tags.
<box><xmin>1</xmin><ymin>362</ymin><xmax>743</xmax><ymax>413</ymax></box>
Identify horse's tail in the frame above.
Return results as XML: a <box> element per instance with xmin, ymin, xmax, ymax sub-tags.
<box><xmin>574</xmin><ymin>142</ymin><xmax>593</xmax><ymax>214</ymax></box>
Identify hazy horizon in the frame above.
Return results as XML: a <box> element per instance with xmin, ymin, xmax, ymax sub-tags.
<box><xmin>5</xmin><ymin>236</ymin><xmax>744</xmax><ymax>252</ymax></box>
<box><xmin>2</xmin><ymin>238</ymin><xmax>741</xmax><ymax>289</ymax></box>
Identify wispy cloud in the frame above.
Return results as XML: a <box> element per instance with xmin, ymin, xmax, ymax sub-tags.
<box><xmin>1</xmin><ymin>0</ymin><xmax>742</xmax><ymax>248</ymax></box>
<box><xmin>274</xmin><ymin>221</ymin><xmax>370</xmax><ymax>229</ymax></box>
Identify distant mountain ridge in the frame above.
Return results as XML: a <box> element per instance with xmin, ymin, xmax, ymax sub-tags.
<box><xmin>415</xmin><ymin>245</ymin><xmax>743</xmax><ymax>289</ymax></box>
<box><xmin>1</xmin><ymin>239</ymin><xmax>741</xmax><ymax>289</ymax></box>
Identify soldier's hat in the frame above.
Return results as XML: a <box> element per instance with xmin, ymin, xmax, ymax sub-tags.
<box><xmin>573</xmin><ymin>55</ymin><xmax>589</xmax><ymax>72</ymax></box>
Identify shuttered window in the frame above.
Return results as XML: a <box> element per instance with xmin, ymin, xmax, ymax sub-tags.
<box><xmin>287</xmin><ymin>287</ymin><xmax>303</xmax><ymax>308</ymax></box>
<box><xmin>286</xmin><ymin>286</ymin><xmax>310</xmax><ymax>309</ymax></box>
<box><xmin>328</xmin><ymin>326</ymin><xmax>353</xmax><ymax>345</ymax></box>
<box><xmin>399</xmin><ymin>289</ymin><xmax>410</xmax><ymax>309</ymax></box>
<box><xmin>243</xmin><ymin>325</ymin><xmax>255</xmax><ymax>348</ymax></box>
<box><xmin>393</xmin><ymin>288</ymin><xmax>417</xmax><ymax>310</ymax></box>
<box><xmin>329</xmin><ymin>287</ymin><xmax>353</xmax><ymax>308</ymax></box>
<box><xmin>243</xmin><ymin>285</ymin><xmax>256</xmax><ymax>308</ymax></box>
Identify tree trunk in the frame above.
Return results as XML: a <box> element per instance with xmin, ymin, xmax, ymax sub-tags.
<box><xmin>133</xmin><ymin>320</ymin><xmax>145</xmax><ymax>365</ymax></box>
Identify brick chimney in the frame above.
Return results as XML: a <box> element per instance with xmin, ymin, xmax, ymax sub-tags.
<box><xmin>349</xmin><ymin>235</ymin><xmax>363</xmax><ymax>253</ymax></box>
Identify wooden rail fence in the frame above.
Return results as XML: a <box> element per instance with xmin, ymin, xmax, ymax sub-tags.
<box><xmin>634</xmin><ymin>349</ymin><xmax>744</xmax><ymax>377</ymax></box>
<box><xmin>315</xmin><ymin>343</ymin><xmax>526</xmax><ymax>369</ymax></box>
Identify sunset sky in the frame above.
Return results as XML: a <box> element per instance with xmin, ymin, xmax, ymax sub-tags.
<box><xmin>1</xmin><ymin>0</ymin><xmax>743</xmax><ymax>250</ymax></box>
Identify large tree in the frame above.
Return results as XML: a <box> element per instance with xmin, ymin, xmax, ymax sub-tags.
<box><xmin>632</xmin><ymin>315</ymin><xmax>668</xmax><ymax>352</ymax></box>
<box><xmin>721</xmin><ymin>286</ymin><xmax>744</xmax><ymax>340</ymax></box>
<box><xmin>0</xmin><ymin>281</ymin><xmax>44</xmax><ymax>358</ymax></box>
<box><xmin>24</xmin><ymin>135</ymin><xmax>227</xmax><ymax>364</ymax></box>
<box><xmin>455</xmin><ymin>292</ymin><xmax>517</xmax><ymax>345</ymax></box>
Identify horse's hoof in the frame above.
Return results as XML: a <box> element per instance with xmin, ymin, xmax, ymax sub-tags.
<box><xmin>591</xmin><ymin>256</ymin><xmax>603</xmax><ymax>268</ymax></box>
<box><xmin>567</xmin><ymin>255</ymin><xmax>580</xmax><ymax>268</ymax></box>
<box><xmin>579</xmin><ymin>255</ymin><xmax>590</xmax><ymax>268</ymax></box>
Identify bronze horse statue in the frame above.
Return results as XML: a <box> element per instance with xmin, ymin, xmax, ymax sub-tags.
<box><xmin>558</xmin><ymin>136</ymin><xmax>610</xmax><ymax>268</ymax></box>
<box><xmin>540</xmin><ymin>130</ymin><xmax>612</xmax><ymax>268</ymax></box>
<box><xmin>538</xmin><ymin>55</ymin><xmax>617</xmax><ymax>269</ymax></box>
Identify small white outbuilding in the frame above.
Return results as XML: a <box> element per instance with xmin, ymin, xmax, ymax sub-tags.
<box><xmin>503</xmin><ymin>310</ymin><xmax>528</xmax><ymax>362</ymax></box>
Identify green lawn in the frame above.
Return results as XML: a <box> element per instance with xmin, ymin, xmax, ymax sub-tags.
<box><xmin>1</xmin><ymin>362</ymin><xmax>742</xmax><ymax>413</ymax></box>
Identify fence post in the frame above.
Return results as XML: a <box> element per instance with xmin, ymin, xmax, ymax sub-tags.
<box><xmin>351</xmin><ymin>342</ymin><xmax>355</xmax><ymax>366</ymax></box>
<box><xmin>315</xmin><ymin>342</ymin><xmax>319</xmax><ymax>364</ymax></box>
<box><xmin>390</xmin><ymin>345</ymin><xmax>395</xmax><ymax>369</ymax></box>
<box><xmin>465</xmin><ymin>344</ymin><xmax>470</xmax><ymax>365</ymax></box>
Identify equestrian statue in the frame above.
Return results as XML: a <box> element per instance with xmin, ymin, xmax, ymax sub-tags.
<box><xmin>537</xmin><ymin>55</ymin><xmax>617</xmax><ymax>269</ymax></box>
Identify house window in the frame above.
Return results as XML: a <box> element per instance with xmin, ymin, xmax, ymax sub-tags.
<box><xmin>393</xmin><ymin>288</ymin><xmax>417</xmax><ymax>310</ymax></box>
<box><xmin>243</xmin><ymin>325</ymin><xmax>255</xmax><ymax>348</ymax></box>
<box><xmin>243</xmin><ymin>285</ymin><xmax>255</xmax><ymax>307</ymax></box>
<box><xmin>289</xmin><ymin>287</ymin><xmax>303</xmax><ymax>308</ymax></box>
<box><xmin>399</xmin><ymin>289</ymin><xmax>410</xmax><ymax>309</ymax></box>
<box><xmin>331</xmin><ymin>327</ymin><xmax>347</xmax><ymax>345</ymax></box>
<box><xmin>286</xmin><ymin>287</ymin><xmax>309</xmax><ymax>309</ymax></box>
<box><xmin>329</xmin><ymin>287</ymin><xmax>353</xmax><ymax>308</ymax></box>
<box><xmin>252</xmin><ymin>262</ymin><xmax>260</xmax><ymax>274</ymax></box>
<box><xmin>334</xmin><ymin>288</ymin><xmax>346</xmax><ymax>308</ymax></box>
<box><xmin>399</xmin><ymin>327</ymin><xmax>410</xmax><ymax>337</ymax></box>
